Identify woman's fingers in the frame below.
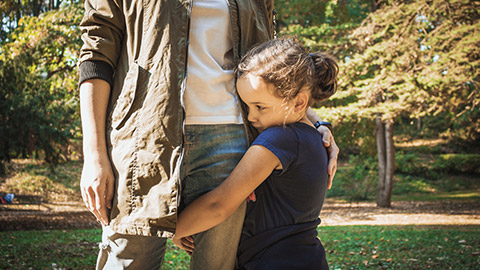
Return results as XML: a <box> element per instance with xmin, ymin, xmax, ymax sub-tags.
<box><xmin>325</xmin><ymin>135</ymin><xmax>340</xmax><ymax>189</ymax></box>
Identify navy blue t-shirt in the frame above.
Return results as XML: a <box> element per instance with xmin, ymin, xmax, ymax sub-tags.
<box><xmin>237</xmin><ymin>122</ymin><xmax>329</xmax><ymax>270</ymax></box>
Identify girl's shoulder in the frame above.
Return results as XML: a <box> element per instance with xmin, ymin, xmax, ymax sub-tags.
<box><xmin>255</xmin><ymin>125</ymin><xmax>297</xmax><ymax>143</ymax></box>
<box><xmin>255</xmin><ymin>122</ymin><xmax>318</xmax><ymax>144</ymax></box>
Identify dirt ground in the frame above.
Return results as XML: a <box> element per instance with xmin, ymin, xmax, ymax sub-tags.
<box><xmin>1</xmin><ymin>199</ymin><xmax>479</xmax><ymax>231</ymax></box>
<box><xmin>320</xmin><ymin>199</ymin><xmax>480</xmax><ymax>226</ymax></box>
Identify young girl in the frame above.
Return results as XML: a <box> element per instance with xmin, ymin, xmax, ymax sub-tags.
<box><xmin>172</xmin><ymin>37</ymin><xmax>338</xmax><ymax>269</ymax></box>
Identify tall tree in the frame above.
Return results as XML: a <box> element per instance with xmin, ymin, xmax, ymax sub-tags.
<box><xmin>318</xmin><ymin>0</ymin><xmax>479</xmax><ymax>207</ymax></box>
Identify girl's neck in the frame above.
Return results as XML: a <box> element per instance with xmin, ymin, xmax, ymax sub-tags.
<box><xmin>288</xmin><ymin>112</ymin><xmax>312</xmax><ymax>127</ymax></box>
<box><xmin>298</xmin><ymin>115</ymin><xmax>314</xmax><ymax>127</ymax></box>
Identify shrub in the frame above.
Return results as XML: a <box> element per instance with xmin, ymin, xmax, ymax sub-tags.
<box><xmin>432</xmin><ymin>154</ymin><xmax>480</xmax><ymax>174</ymax></box>
<box><xmin>328</xmin><ymin>155</ymin><xmax>377</xmax><ymax>201</ymax></box>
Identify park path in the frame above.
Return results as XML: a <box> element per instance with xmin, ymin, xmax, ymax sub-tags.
<box><xmin>321</xmin><ymin>199</ymin><xmax>480</xmax><ymax>226</ymax></box>
<box><xmin>1</xmin><ymin>199</ymin><xmax>479</xmax><ymax>230</ymax></box>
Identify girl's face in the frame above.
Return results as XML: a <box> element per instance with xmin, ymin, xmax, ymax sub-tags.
<box><xmin>237</xmin><ymin>74</ymin><xmax>299</xmax><ymax>132</ymax></box>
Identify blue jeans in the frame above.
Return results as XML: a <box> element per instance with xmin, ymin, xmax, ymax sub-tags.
<box><xmin>96</xmin><ymin>124</ymin><xmax>248</xmax><ymax>269</ymax></box>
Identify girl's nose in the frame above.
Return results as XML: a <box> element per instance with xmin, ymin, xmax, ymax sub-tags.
<box><xmin>247</xmin><ymin>111</ymin><xmax>256</xmax><ymax>123</ymax></box>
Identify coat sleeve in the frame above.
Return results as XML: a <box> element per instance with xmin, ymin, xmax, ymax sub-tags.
<box><xmin>78</xmin><ymin>0</ymin><xmax>126</xmax><ymax>86</ymax></box>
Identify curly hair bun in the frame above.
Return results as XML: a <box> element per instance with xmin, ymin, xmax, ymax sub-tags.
<box><xmin>310</xmin><ymin>52</ymin><xmax>338</xmax><ymax>102</ymax></box>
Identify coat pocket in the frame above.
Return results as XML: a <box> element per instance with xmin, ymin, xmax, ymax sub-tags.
<box><xmin>111</xmin><ymin>63</ymin><xmax>140</xmax><ymax>130</ymax></box>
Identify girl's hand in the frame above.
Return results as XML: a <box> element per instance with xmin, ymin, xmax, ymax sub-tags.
<box><xmin>247</xmin><ymin>191</ymin><xmax>256</xmax><ymax>202</ymax></box>
<box><xmin>316</xmin><ymin>126</ymin><xmax>339</xmax><ymax>189</ymax></box>
<box><xmin>172</xmin><ymin>235</ymin><xmax>195</xmax><ymax>255</ymax></box>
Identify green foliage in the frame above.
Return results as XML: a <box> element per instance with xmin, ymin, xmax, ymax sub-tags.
<box><xmin>396</xmin><ymin>152</ymin><xmax>480</xmax><ymax>177</ymax></box>
<box><xmin>331</xmin><ymin>151</ymin><xmax>480</xmax><ymax>201</ymax></box>
<box><xmin>337</xmin><ymin>0</ymin><xmax>479</xmax><ymax>141</ymax></box>
<box><xmin>393</xmin><ymin>152</ymin><xmax>480</xmax><ymax>194</ymax></box>
<box><xmin>275</xmin><ymin>0</ymin><xmax>329</xmax><ymax>27</ymax></box>
<box><xmin>433</xmin><ymin>154</ymin><xmax>480</xmax><ymax>174</ymax></box>
<box><xmin>277</xmin><ymin>0</ymin><xmax>372</xmax><ymax>61</ymax></box>
<box><xmin>0</xmin><ymin>2</ymin><xmax>83</xmax><ymax>167</ymax></box>
<box><xmin>313</xmin><ymin>108</ymin><xmax>377</xmax><ymax>158</ymax></box>
<box><xmin>328</xmin><ymin>155</ymin><xmax>377</xmax><ymax>201</ymax></box>
<box><xmin>276</xmin><ymin>0</ymin><xmax>371</xmax><ymax>27</ymax></box>
<box><xmin>392</xmin><ymin>174</ymin><xmax>436</xmax><ymax>195</ymax></box>
<box><xmin>0</xmin><ymin>0</ymin><xmax>77</xmax><ymax>43</ymax></box>
<box><xmin>395</xmin><ymin>153</ymin><xmax>428</xmax><ymax>176</ymax></box>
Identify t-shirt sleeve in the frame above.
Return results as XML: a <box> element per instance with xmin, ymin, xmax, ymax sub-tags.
<box><xmin>251</xmin><ymin>126</ymin><xmax>298</xmax><ymax>174</ymax></box>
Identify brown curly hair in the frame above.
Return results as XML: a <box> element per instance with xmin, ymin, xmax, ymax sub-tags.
<box><xmin>237</xmin><ymin>37</ymin><xmax>338</xmax><ymax>105</ymax></box>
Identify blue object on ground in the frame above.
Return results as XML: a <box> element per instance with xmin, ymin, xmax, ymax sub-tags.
<box><xmin>4</xmin><ymin>193</ymin><xmax>14</xmax><ymax>203</ymax></box>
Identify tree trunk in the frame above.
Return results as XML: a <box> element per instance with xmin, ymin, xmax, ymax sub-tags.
<box><xmin>371</xmin><ymin>0</ymin><xmax>378</xmax><ymax>12</ymax></box>
<box><xmin>0</xmin><ymin>161</ymin><xmax>5</xmax><ymax>177</ymax></box>
<box><xmin>376</xmin><ymin>116</ymin><xmax>395</xmax><ymax>207</ymax></box>
<box><xmin>375</xmin><ymin>115</ymin><xmax>386</xmax><ymax>197</ymax></box>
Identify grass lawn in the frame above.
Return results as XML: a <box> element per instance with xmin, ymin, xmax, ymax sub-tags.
<box><xmin>1</xmin><ymin>225</ymin><xmax>478</xmax><ymax>269</ymax></box>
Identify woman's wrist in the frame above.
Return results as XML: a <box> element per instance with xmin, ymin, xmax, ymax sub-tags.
<box><xmin>314</xmin><ymin>121</ymin><xmax>333</xmax><ymax>133</ymax></box>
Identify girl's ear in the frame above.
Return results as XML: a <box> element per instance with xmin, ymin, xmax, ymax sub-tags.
<box><xmin>293</xmin><ymin>91</ymin><xmax>309</xmax><ymax>112</ymax></box>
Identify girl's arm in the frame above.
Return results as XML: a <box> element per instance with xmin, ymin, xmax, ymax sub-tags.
<box><xmin>173</xmin><ymin>145</ymin><xmax>280</xmax><ymax>244</ymax></box>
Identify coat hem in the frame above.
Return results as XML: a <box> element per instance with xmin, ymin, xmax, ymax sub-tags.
<box><xmin>110</xmin><ymin>223</ymin><xmax>175</xmax><ymax>238</ymax></box>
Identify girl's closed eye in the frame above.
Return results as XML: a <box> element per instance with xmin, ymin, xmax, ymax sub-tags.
<box><xmin>256</xmin><ymin>105</ymin><xmax>266</xmax><ymax>111</ymax></box>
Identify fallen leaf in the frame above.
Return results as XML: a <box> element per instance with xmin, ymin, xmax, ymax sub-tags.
<box><xmin>372</xmin><ymin>254</ymin><xmax>380</xmax><ymax>259</ymax></box>
<box><xmin>458</xmin><ymin>239</ymin><xmax>466</xmax><ymax>244</ymax></box>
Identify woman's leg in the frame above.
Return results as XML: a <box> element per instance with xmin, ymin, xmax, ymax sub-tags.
<box><xmin>181</xmin><ymin>124</ymin><xmax>248</xmax><ymax>269</ymax></box>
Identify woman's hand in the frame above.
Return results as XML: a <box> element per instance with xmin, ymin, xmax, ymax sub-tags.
<box><xmin>80</xmin><ymin>154</ymin><xmax>115</xmax><ymax>226</ymax></box>
<box><xmin>305</xmin><ymin>108</ymin><xmax>340</xmax><ymax>188</ymax></box>
<box><xmin>316</xmin><ymin>126</ymin><xmax>339</xmax><ymax>189</ymax></box>
<box><xmin>172</xmin><ymin>235</ymin><xmax>195</xmax><ymax>255</ymax></box>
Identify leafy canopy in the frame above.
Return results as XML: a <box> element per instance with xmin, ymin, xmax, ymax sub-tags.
<box><xmin>318</xmin><ymin>0</ymin><xmax>479</xmax><ymax>142</ymax></box>
<box><xmin>0</xmin><ymin>2</ymin><xmax>83</xmax><ymax>165</ymax></box>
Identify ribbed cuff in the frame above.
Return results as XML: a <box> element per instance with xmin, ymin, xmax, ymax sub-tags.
<box><xmin>79</xmin><ymin>60</ymin><xmax>114</xmax><ymax>87</ymax></box>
